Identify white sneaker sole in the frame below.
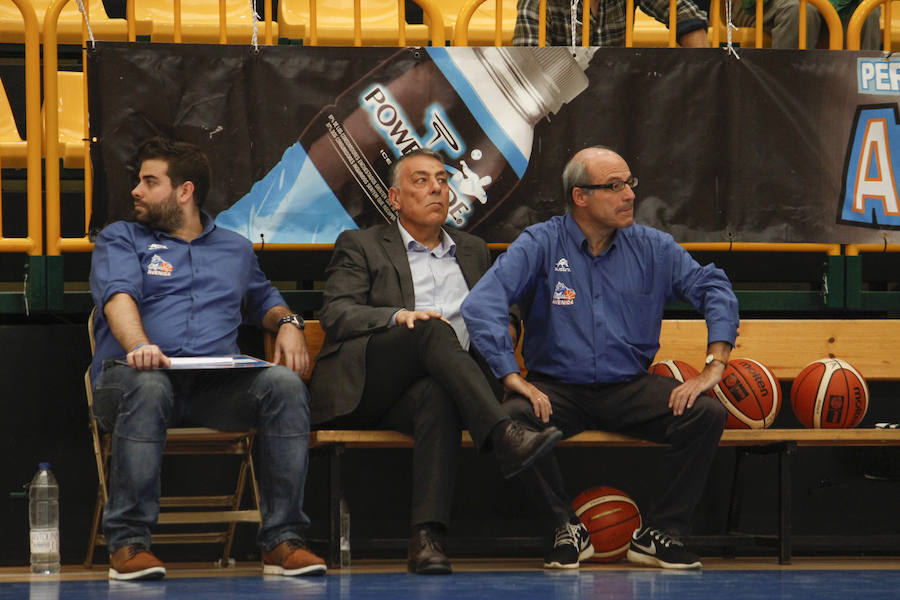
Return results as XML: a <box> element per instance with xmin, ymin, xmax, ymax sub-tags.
<box><xmin>262</xmin><ymin>563</ymin><xmax>327</xmax><ymax>576</ymax></box>
<box><xmin>626</xmin><ymin>548</ymin><xmax>701</xmax><ymax>570</ymax></box>
<box><xmin>108</xmin><ymin>566</ymin><xmax>166</xmax><ymax>581</ymax></box>
<box><xmin>543</xmin><ymin>544</ymin><xmax>595</xmax><ymax>569</ymax></box>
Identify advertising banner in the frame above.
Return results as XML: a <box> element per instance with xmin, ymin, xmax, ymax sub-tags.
<box><xmin>88</xmin><ymin>43</ymin><xmax>900</xmax><ymax>243</ymax></box>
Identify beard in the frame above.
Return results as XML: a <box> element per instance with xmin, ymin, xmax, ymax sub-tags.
<box><xmin>134</xmin><ymin>192</ymin><xmax>184</xmax><ymax>233</ymax></box>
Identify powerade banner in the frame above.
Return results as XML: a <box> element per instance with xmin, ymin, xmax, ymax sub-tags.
<box><xmin>87</xmin><ymin>43</ymin><xmax>900</xmax><ymax>244</ymax></box>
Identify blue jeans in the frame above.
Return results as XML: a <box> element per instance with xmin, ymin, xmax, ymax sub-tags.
<box><xmin>92</xmin><ymin>362</ymin><xmax>312</xmax><ymax>553</ymax></box>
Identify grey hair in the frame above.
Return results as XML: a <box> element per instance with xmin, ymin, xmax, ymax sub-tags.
<box><xmin>389</xmin><ymin>148</ymin><xmax>447</xmax><ymax>188</ymax></box>
<box><xmin>561</xmin><ymin>145</ymin><xmax>616</xmax><ymax>205</ymax></box>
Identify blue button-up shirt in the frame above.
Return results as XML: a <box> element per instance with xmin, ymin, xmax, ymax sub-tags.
<box><xmin>396</xmin><ymin>223</ymin><xmax>472</xmax><ymax>349</ymax></box>
<box><xmin>89</xmin><ymin>213</ymin><xmax>286</xmax><ymax>381</ymax></box>
<box><xmin>462</xmin><ymin>215</ymin><xmax>739</xmax><ymax>384</ymax></box>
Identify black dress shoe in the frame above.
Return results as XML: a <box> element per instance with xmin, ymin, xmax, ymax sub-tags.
<box><xmin>494</xmin><ymin>421</ymin><xmax>563</xmax><ymax>479</ymax></box>
<box><xmin>407</xmin><ymin>527</ymin><xmax>452</xmax><ymax>575</ymax></box>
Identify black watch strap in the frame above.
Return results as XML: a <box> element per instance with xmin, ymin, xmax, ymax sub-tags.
<box><xmin>278</xmin><ymin>313</ymin><xmax>305</xmax><ymax>330</ymax></box>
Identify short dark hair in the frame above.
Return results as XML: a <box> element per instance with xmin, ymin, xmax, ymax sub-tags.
<box><xmin>389</xmin><ymin>148</ymin><xmax>446</xmax><ymax>188</ymax></box>
<box><xmin>136</xmin><ymin>137</ymin><xmax>211</xmax><ymax>208</ymax></box>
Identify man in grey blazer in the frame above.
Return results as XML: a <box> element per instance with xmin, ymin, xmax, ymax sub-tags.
<box><xmin>310</xmin><ymin>149</ymin><xmax>562</xmax><ymax>575</ymax></box>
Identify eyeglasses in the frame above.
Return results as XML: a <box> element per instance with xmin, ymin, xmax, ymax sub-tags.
<box><xmin>576</xmin><ymin>176</ymin><xmax>638</xmax><ymax>193</ymax></box>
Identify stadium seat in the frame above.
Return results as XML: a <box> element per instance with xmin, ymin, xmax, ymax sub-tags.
<box><xmin>277</xmin><ymin>0</ymin><xmax>432</xmax><ymax>45</ymax></box>
<box><xmin>440</xmin><ymin>0</ymin><xmax>516</xmax><ymax>46</ymax></box>
<box><xmin>0</xmin><ymin>77</ymin><xmax>26</xmax><ymax>169</ymax></box>
<box><xmin>43</xmin><ymin>70</ymin><xmax>86</xmax><ymax>169</ymax></box>
<box><xmin>134</xmin><ymin>0</ymin><xmax>278</xmax><ymax>44</ymax></box>
<box><xmin>83</xmin><ymin>307</ymin><xmax>263</xmax><ymax>568</ymax></box>
<box><xmin>0</xmin><ymin>0</ymin><xmax>151</xmax><ymax>43</ymax></box>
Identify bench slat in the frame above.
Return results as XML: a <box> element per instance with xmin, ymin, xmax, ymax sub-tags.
<box><xmin>311</xmin><ymin>428</ymin><xmax>900</xmax><ymax>448</ymax></box>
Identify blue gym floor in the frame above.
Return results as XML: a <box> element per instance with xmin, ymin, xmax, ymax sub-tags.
<box><xmin>3</xmin><ymin>562</ymin><xmax>900</xmax><ymax>600</ymax></box>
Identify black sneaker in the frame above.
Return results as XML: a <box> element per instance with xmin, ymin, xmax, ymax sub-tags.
<box><xmin>626</xmin><ymin>527</ymin><xmax>702</xmax><ymax>570</ymax></box>
<box><xmin>543</xmin><ymin>521</ymin><xmax>594</xmax><ymax>569</ymax></box>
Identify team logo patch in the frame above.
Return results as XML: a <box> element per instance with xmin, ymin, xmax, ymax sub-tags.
<box><xmin>147</xmin><ymin>254</ymin><xmax>173</xmax><ymax>277</ymax></box>
<box><xmin>552</xmin><ymin>281</ymin><xmax>576</xmax><ymax>305</ymax></box>
<box><xmin>148</xmin><ymin>243</ymin><xmax>168</xmax><ymax>251</ymax></box>
<box><xmin>554</xmin><ymin>258</ymin><xmax>572</xmax><ymax>272</ymax></box>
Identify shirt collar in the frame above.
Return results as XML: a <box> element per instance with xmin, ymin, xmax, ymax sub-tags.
<box><xmin>150</xmin><ymin>211</ymin><xmax>216</xmax><ymax>243</ymax></box>
<box><xmin>397</xmin><ymin>221</ymin><xmax>456</xmax><ymax>257</ymax></box>
<box><xmin>563</xmin><ymin>213</ymin><xmax>622</xmax><ymax>257</ymax></box>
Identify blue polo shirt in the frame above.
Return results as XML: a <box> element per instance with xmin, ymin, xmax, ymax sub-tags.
<box><xmin>89</xmin><ymin>213</ymin><xmax>286</xmax><ymax>381</ymax></box>
<box><xmin>462</xmin><ymin>215</ymin><xmax>739</xmax><ymax>384</ymax></box>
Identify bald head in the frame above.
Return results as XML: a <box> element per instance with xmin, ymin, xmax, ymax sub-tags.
<box><xmin>562</xmin><ymin>146</ymin><xmax>622</xmax><ymax>204</ymax></box>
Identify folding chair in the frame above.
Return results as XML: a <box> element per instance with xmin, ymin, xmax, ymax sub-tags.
<box><xmin>83</xmin><ymin>307</ymin><xmax>262</xmax><ymax>568</ymax></box>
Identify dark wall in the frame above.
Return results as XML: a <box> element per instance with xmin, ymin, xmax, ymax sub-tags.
<box><xmin>1</xmin><ymin>324</ymin><xmax>899</xmax><ymax>566</ymax></box>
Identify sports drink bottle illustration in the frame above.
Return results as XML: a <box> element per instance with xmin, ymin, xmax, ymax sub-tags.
<box><xmin>216</xmin><ymin>46</ymin><xmax>594</xmax><ymax>243</ymax></box>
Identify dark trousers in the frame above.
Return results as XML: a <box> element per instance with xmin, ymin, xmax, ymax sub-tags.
<box><xmin>339</xmin><ymin>319</ymin><xmax>509</xmax><ymax>528</ymax></box>
<box><xmin>506</xmin><ymin>372</ymin><xmax>726</xmax><ymax>536</ymax></box>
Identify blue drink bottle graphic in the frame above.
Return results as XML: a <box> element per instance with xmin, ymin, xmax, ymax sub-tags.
<box><xmin>216</xmin><ymin>47</ymin><xmax>593</xmax><ymax>243</ymax></box>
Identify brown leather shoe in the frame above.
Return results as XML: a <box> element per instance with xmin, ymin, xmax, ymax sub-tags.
<box><xmin>494</xmin><ymin>421</ymin><xmax>563</xmax><ymax>479</ymax></box>
<box><xmin>407</xmin><ymin>527</ymin><xmax>452</xmax><ymax>575</ymax></box>
<box><xmin>108</xmin><ymin>544</ymin><xmax>166</xmax><ymax>581</ymax></box>
<box><xmin>262</xmin><ymin>539</ymin><xmax>327</xmax><ymax>576</ymax></box>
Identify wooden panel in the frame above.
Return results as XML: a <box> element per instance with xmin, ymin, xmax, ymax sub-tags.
<box><xmin>656</xmin><ymin>319</ymin><xmax>900</xmax><ymax>380</ymax></box>
<box><xmin>300</xmin><ymin>319</ymin><xmax>900</xmax><ymax>381</ymax></box>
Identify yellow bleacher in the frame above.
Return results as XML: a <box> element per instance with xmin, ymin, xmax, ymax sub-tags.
<box><xmin>438</xmin><ymin>0</ymin><xmax>517</xmax><ymax>46</ymax></box>
<box><xmin>42</xmin><ymin>70</ymin><xmax>85</xmax><ymax>170</ymax></box>
<box><xmin>133</xmin><ymin>0</ymin><xmax>277</xmax><ymax>43</ymax></box>
<box><xmin>0</xmin><ymin>0</ymin><xmax>151</xmax><ymax>43</ymax></box>
<box><xmin>0</xmin><ymin>77</ymin><xmax>27</xmax><ymax>169</ymax></box>
<box><xmin>277</xmin><ymin>0</ymin><xmax>432</xmax><ymax>46</ymax></box>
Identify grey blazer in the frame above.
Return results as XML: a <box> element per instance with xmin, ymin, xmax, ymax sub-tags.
<box><xmin>309</xmin><ymin>223</ymin><xmax>493</xmax><ymax>425</ymax></box>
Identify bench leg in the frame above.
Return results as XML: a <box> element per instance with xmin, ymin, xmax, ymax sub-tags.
<box><xmin>778</xmin><ymin>442</ymin><xmax>796</xmax><ymax>565</ymax></box>
<box><xmin>724</xmin><ymin>448</ymin><xmax>748</xmax><ymax>558</ymax></box>
<box><xmin>328</xmin><ymin>443</ymin><xmax>345</xmax><ymax>568</ymax></box>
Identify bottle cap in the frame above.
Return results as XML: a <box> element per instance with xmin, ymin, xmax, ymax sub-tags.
<box><xmin>474</xmin><ymin>47</ymin><xmax>591</xmax><ymax>121</ymax></box>
<box><xmin>39</xmin><ymin>462</ymin><xmax>50</xmax><ymax>469</ymax></box>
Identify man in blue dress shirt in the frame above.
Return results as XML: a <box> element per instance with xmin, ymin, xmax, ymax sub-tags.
<box><xmin>462</xmin><ymin>146</ymin><xmax>739</xmax><ymax>570</ymax></box>
<box><xmin>90</xmin><ymin>137</ymin><xmax>325</xmax><ymax>580</ymax></box>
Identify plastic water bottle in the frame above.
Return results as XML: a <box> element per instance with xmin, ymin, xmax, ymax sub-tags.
<box><xmin>339</xmin><ymin>495</ymin><xmax>351</xmax><ymax>568</ymax></box>
<box><xmin>29</xmin><ymin>463</ymin><xmax>60</xmax><ymax>574</ymax></box>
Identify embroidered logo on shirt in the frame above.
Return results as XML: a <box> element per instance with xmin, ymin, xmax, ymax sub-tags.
<box><xmin>552</xmin><ymin>281</ymin><xmax>576</xmax><ymax>305</ymax></box>
<box><xmin>148</xmin><ymin>243</ymin><xmax>168</xmax><ymax>251</ymax></box>
<box><xmin>147</xmin><ymin>254</ymin><xmax>173</xmax><ymax>277</ymax></box>
<box><xmin>554</xmin><ymin>258</ymin><xmax>572</xmax><ymax>272</ymax></box>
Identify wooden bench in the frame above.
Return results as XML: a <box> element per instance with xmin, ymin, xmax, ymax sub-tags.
<box><xmin>280</xmin><ymin>319</ymin><xmax>900</xmax><ymax>566</ymax></box>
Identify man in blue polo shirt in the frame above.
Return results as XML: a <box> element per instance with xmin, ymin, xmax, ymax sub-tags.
<box><xmin>462</xmin><ymin>146</ymin><xmax>739</xmax><ymax>570</ymax></box>
<box><xmin>90</xmin><ymin>137</ymin><xmax>325</xmax><ymax>580</ymax></box>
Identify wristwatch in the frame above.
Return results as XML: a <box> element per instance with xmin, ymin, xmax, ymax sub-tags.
<box><xmin>705</xmin><ymin>353</ymin><xmax>727</xmax><ymax>368</ymax></box>
<box><xmin>278</xmin><ymin>313</ymin><xmax>305</xmax><ymax>331</ymax></box>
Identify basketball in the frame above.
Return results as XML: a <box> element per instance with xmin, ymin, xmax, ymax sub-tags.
<box><xmin>572</xmin><ymin>486</ymin><xmax>641</xmax><ymax>563</ymax></box>
<box><xmin>790</xmin><ymin>359</ymin><xmax>869</xmax><ymax>428</ymax></box>
<box><xmin>713</xmin><ymin>358</ymin><xmax>781</xmax><ymax>429</ymax></box>
<box><xmin>649</xmin><ymin>359</ymin><xmax>700</xmax><ymax>382</ymax></box>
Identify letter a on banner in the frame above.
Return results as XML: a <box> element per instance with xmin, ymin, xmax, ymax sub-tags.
<box><xmin>840</xmin><ymin>105</ymin><xmax>900</xmax><ymax>229</ymax></box>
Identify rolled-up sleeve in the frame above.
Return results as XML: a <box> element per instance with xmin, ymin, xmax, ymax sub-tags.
<box><xmin>89</xmin><ymin>222</ymin><xmax>143</xmax><ymax>309</ymax></box>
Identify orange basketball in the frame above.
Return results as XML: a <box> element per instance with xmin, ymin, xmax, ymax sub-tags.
<box><xmin>790</xmin><ymin>359</ymin><xmax>869</xmax><ymax>428</ymax></box>
<box><xmin>713</xmin><ymin>358</ymin><xmax>781</xmax><ymax>429</ymax></box>
<box><xmin>572</xmin><ymin>486</ymin><xmax>641</xmax><ymax>563</ymax></box>
<box><xmin>649</xmin><ymin>359</ymin><xmax>700</xmax><ymax>383</ymax></box>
